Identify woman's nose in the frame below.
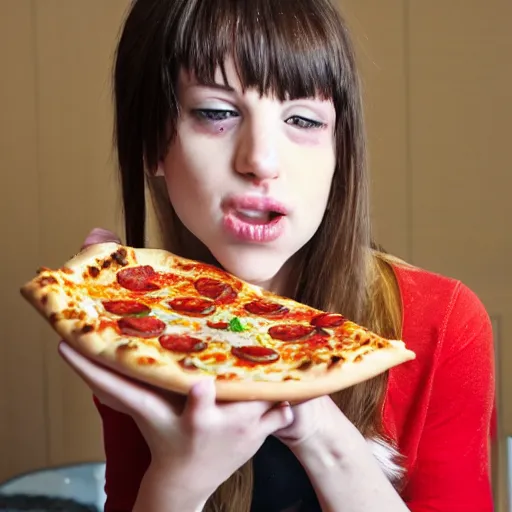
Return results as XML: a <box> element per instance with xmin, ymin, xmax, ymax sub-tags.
<box><xmin>234</xmin><ymin>118</ymin><xmax>280</xmax><ymax>182</ymax></box>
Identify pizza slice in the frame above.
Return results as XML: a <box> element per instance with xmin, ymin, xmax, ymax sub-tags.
<box><xmin>19</xmin><ymin>243</ymin><xmax>415</xmax><ymax>401</ymax></box>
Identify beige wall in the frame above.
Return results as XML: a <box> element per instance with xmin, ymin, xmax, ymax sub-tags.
<box><xmin>1</xmin><ymin>0</ymin><xmax>510</xmax><ymax>509</ymax></box>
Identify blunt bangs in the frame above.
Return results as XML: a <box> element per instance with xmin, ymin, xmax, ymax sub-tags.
<box><xmin>165</xmin><ymin>0</ymin><xmax>349</xmax><ymax>102</ymax></box>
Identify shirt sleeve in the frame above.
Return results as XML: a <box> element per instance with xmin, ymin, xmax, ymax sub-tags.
<box><xmin>94</xmin><ymin>396</ymin><xmax>151</xmax><ymax>512</ymax></box>
<box><xmin>403</xmin><ymin>283</ymin><xmax>495</xmax><ymax>512</ymax></box>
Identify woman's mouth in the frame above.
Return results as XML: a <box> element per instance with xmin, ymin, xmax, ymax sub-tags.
<box><xmin>221</xmin><ymin>196</ymin><xmax>288</xmax><ymax>242</ymax></box>
<box><xmin>235</xmin><ymin>208</ymin><xmax>283</xmax><ymax>224</ymax></box>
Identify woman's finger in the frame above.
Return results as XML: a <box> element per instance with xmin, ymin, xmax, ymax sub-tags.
<box><xmin>81</xmin><ymin>227</ymin><xmax>121</xmax><ymax>250</ymax></box>
<box><xmin>58</xmin><ymin>341</ymin><xmax>180</xmax><ymax>419</ymax></box>
<box><xmin>59</xmin><ymin>341</ymin><xmax>186</xmax><ymax>414</ymax></box>
<box><xmin>58</xmin><ymin>341</ymin><xmax>141</xmax><ymax>410</ymax></box>
<box><xmin>261</xmin><ymin>402</ymin><xmax>294</xmax><ymax>435</ymax></box>
<box><xmin>185</xmin><ymin>378</ymin><xmax>216</xmax><ymax>412</ymax></box>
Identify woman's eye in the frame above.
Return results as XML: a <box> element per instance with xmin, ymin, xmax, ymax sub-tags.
<box><xmin>286</xmin><ymin>116</ymin><xmax>325</xmax><ymax>129</ymax></box>
<box><xmin>193</xmin><ymin>109</ymin><xmax>239</xmax><ymax>122</ymax></box>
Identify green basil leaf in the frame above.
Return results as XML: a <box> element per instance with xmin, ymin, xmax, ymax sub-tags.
<box><xmin>229</xmin><ymin>317</ymin><xmax>246</xmax><ymax>332</ymax></box>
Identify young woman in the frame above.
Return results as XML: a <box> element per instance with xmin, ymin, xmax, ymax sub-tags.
<box><xmin>58</xmin><ymin>0</ymin><xmax>495</xmax><ymax>511</ymax></box>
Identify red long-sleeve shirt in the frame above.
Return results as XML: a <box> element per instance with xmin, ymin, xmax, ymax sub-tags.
<box><xmin>95</xmin><ymin>264</ymin><xmax>495</xmax><ymax>511</ymax></box>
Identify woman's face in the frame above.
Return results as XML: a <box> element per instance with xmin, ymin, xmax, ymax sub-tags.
<box><xmin>160</xmin><ymin>60</ymin><xmax>336</xmax><ymax>291</ymax></box>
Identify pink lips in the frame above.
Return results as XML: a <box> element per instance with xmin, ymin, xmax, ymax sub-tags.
<box><xmin>222</xmin><ymin>195</ymin><xmax>288</xmax><ymax>243</ymax></box>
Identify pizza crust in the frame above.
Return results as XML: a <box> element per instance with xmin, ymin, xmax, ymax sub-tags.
<box><xmin>78</xmin><ymin>333</ymin><xmax>412</xmax><ymax>402</ymax></box>
<box><xmin>20</xmin><ymin>242</ymin><xmax>416</xmax><ymax>402</ymax></box>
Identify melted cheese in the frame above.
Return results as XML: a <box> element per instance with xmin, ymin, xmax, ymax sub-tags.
<box><xmin>59</xmin><ymin>260</ymin><xmax>389</xmax><ymax>382</ymax></box>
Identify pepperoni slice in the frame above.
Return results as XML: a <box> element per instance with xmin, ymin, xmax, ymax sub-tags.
<box><xmin>118</xmin><ymin>316</ymin><xmax>165</xmax><ymax>338</ymax></box>
<box><xmin>207</xmin><ymin>320</ymin><xmax>229</xmax><ymax>329</ymax></box>
<box><xmin>116</xmin><ymin>266</ymin><xmax>160</xmax><ymax>292</ymax></box>
<box><xmin>159</xmin><ymin>334</ymin><xmax>207</xmax><ymax>353</ymax></box>
<box><xmin>311</xmin><ymin>313</ymin><xmax>345</xmax><ymax>328</ymax></box>
<box><xmin>168</xmin><ymin>297</ymin><xmax>216</xmax><ymax>316</ymax></box>
<box><xmin>244</xmin><ymin>300</ymin><xmax>289</xmax><ymax>318</ymax></box>
<box><xmin>232</xmin><ymin>346</ymin><xmax>279</xmax><ymax>364</ymax></box>
<box><xmin>195</xmin><ymin>278</ymin><xmax>238</xmax><ymax>304</ymax></box>
<box><xmin>103</xmin><ymin>300</ymin><xmax>150</xmax><ymax>316</ymax></box>
<box><xmin>268</xmin><ymin>324</ymin><xmax>315</xmax><ymax>342</ymax></box>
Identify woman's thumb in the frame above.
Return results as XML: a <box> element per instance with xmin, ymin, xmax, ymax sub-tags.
<box><xmin>81</xmin><ymin>227</ymin><xmax>122</xmax><ymax>250</ymax></box>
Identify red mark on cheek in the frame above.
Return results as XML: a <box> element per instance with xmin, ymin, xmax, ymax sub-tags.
<box><xmin>192</xmin><ymin>119</ymin><xmax>237</xmax><ymax>136</ymax></box>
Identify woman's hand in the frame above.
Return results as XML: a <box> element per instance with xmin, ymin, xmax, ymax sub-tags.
<box><xmin>274</xmin><ymin>395</ymin><xmax>363</xmax><ymax>452</ymax></box>
<box><xmin>60</xmin><ymin>343</ymin><xmax>292</xmax><ymax>501</ymax></box>
<box><xmin>58</xmin><ymin>228</ymin><xmax>294</xmax><ymax>507</ymax></box>
<box><xmin>273</xmin><ymin>396</ymin><xmax>409</xmax><ymax>512</ymax></box>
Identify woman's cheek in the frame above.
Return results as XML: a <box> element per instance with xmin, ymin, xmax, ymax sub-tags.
<box><xmin>285</xmin><ymin>125</ymin><xmax>331</xmax><ymax>147</ymax></box>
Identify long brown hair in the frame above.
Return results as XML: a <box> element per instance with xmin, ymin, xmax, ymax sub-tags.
<box><xmin>112</xmin><ymin>0</ymin><xmax>405</xmax><ymax>510</ymax></box>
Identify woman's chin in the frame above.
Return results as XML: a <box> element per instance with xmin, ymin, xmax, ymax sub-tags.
<box><xmin>212</xmin><ymin>249</ymin><xmax>291</xmax><ymax>292</ymax></box>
